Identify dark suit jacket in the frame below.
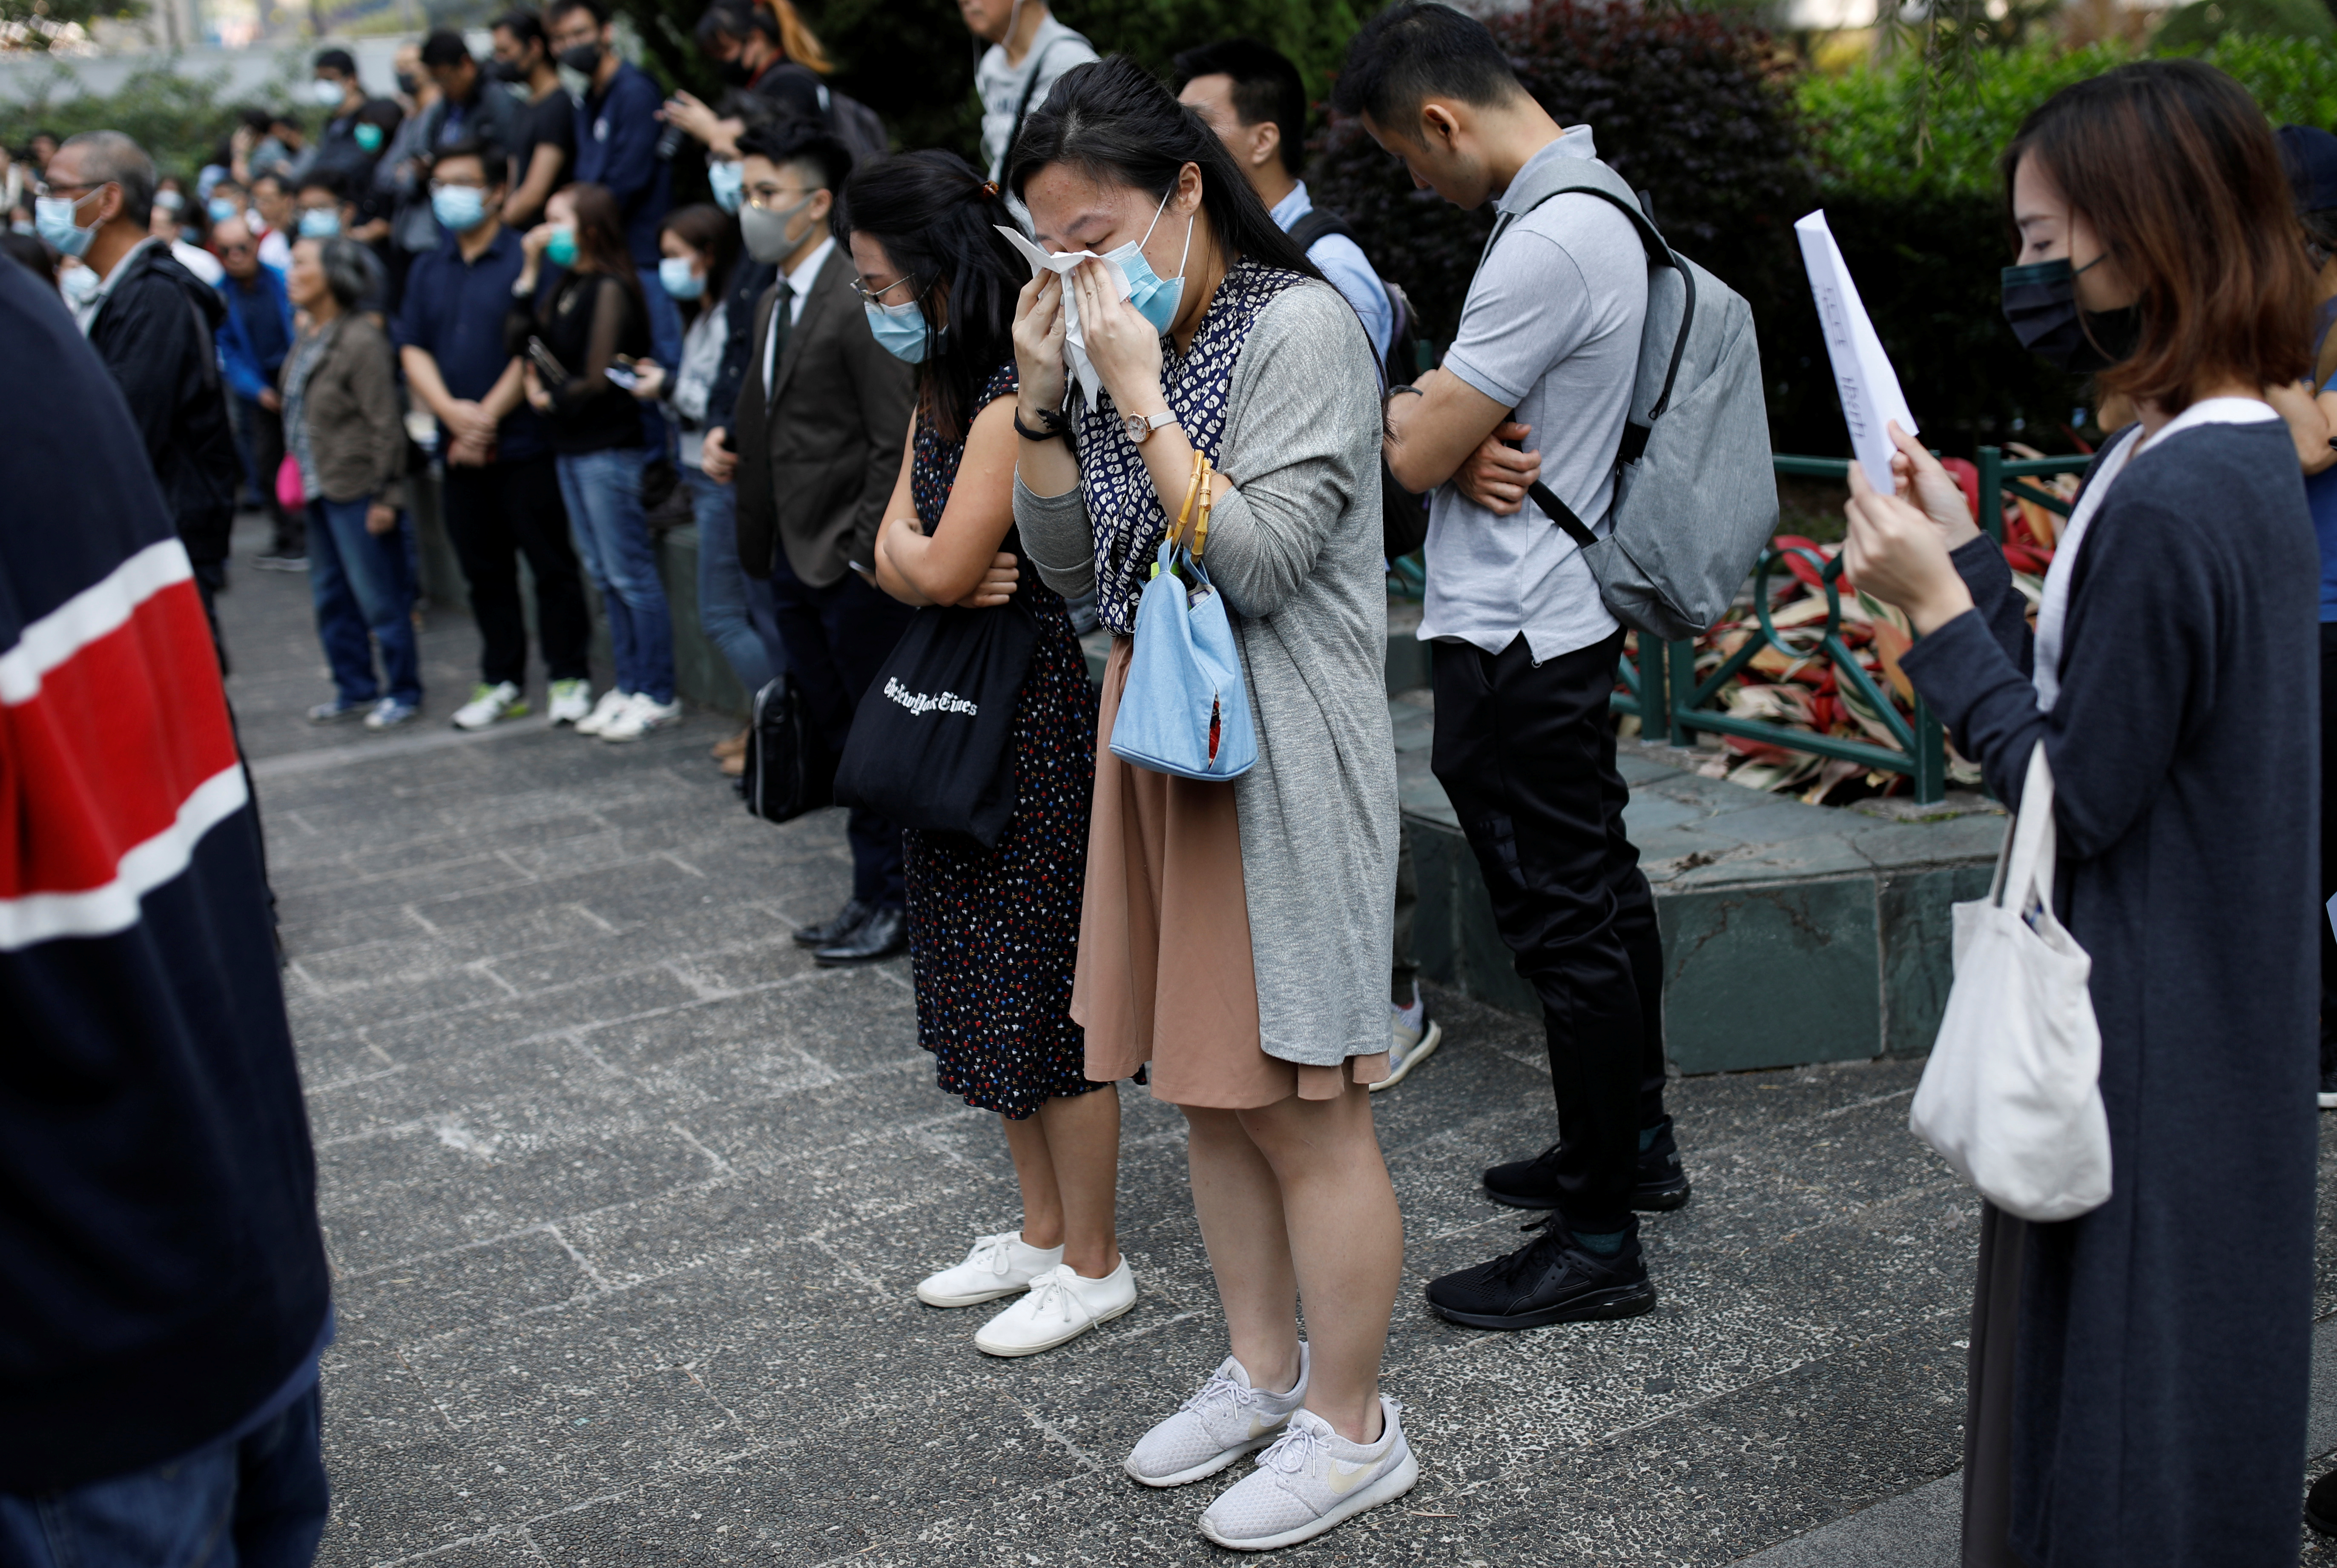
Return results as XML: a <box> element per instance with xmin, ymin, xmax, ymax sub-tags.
<box><xmin>733</xmin><ymin>246</ymin><xmax>915</xmax><ymax>590</ymax></box>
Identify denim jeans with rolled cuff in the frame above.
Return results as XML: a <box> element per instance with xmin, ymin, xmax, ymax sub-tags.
<box><xmin>557</xmin><ymin>446</ymin><xmax>675</xmax><ymax>705</ymax></box>
<box><xmin>307</xmin><ymin>495</ymin><xmax>421</xmax><ymax>708</ymax></box>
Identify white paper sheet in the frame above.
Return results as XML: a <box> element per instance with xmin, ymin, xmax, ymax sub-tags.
<box><xmin>995</xmin><ymin>224</ymin><xmax>1131</xmax><ymax>410</ymax></box>
<box><xmin>1794</xmin><ymin>209</ymin><xmax>1918</xmax><ymax>493</ymax></box>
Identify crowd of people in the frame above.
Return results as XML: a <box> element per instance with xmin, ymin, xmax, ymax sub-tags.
<box><xmin>2</xmin><ymin>0</ymin><xmax>2331</xmax><ymax>1562</ymax></box>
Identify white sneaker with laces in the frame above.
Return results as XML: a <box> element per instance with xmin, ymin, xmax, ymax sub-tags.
<box><xmin>547</xmin><ymin>678</ymin><xmax>593</xmax><ymax>726</ymax></box>
<box><xmin>973</xmin><ymin>1258</ymin><xmax>1135</xmax><ymax>1357</ymax></box>
<box><xmin>1125</xmin><ymin>1345</ymin><xmax>1310</xmax><ymax>1488</ymax></box>
<box><xmin>450</xmin><ymin>681</ymin><xmax>527</xmax><ymax>731</ymax></box>
<box><xmin>573</xmin><ymin>687</ymin><xmax>632</xmax><ymax>737</ymax></box>
<box><xmin>916</xmin><ymin>1230</ymin><xmax>1062</xmax><ymax>1308</ymax></box>
<box><xmin>1197</xmin><ymin>1397</ymin><xmax>1419</xmax><ymax>1552</ymax></box>
<box><xmin>600</xmin><ymin>692</ymin><xmax>683</xmax><ymax>742</ymax></box>
<box><xmin>1373</xmin><ymin>989</ymin><xmax>1442</xmax><ymax>1093</ymax></box>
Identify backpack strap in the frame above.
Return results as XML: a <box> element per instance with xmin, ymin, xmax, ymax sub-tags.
<box><xmin>1004</xmin><ymin>34</ymin><xmax>1083</xmax><ymax>171</ymax></box>
<box><xmin>1286</xmin><ymin>206</ymin><xmax>1354</xmax><ymax>255</ymax></box>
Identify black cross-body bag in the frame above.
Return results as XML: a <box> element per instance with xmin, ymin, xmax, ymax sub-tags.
<box><xmin>832</xmin><ymin>597</ymin><xmax>1039</xmax><ymax>849</ymax></box>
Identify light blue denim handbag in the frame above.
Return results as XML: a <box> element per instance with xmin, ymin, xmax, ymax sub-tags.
<box><xmin>1108</xmin><ymin>536</ymin><xmax>1257</xmax><ymax>781</ymax></box>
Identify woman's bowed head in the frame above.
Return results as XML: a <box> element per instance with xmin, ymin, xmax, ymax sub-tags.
<box><xmin>1846</xmin><ymin>60</ymin><xmax>2312</xmax><ymax>631</ymax></box>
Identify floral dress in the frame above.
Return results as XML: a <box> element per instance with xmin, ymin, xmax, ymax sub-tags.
<box><xmin>903</xmin><ymin>361</ymin><xmax>1102</xmax><ymax>1118</ymax></box>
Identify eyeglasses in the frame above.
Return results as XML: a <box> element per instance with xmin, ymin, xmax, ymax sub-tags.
<box><xmin>429</xmin><ymin>178</ymin><xmax>488</xmax><ymax>193</ymax></box>
<box><xmin>33</xmin><ymin>180</ymin><xmax>104</xmax><ymax>200</ymax></box>
<box><xmin>743</xmin><ymin>186</ymin><xmax>815</xmax><ymax>212</ymax></box>
<box><xmin>218</xmin><ymin>242</ymin><xmax>256</xmax><ymax>254</ymax></box>
<box><xmin>851</xmin><ymin>274</ymin><xmax>920</xmax><ymax>304</ymax></box>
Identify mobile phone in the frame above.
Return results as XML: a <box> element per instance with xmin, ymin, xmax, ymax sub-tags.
<box><xmin>604</xmin><ymin>364</ymin><xmax>640</xmax><ymax>391</ymax></box>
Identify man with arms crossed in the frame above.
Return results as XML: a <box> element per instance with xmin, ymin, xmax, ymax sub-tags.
<box><xmin>1338</xmin><ymin>1</ymin><xmax>1691</xmax><ymax>1329</ymax></box>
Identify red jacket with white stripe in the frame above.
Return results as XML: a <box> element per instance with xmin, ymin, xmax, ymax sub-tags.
<box><xmin>0</xmin><ymin>261</ymin><xmax>330</xmax><ymax>1491</ymax></box>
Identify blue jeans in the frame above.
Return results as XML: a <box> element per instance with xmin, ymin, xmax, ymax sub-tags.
<box><xmin>637</xmin><ymin>273</ymin><xmax>683</xmax><ymax>460</ymax></box>
<box><xmin>557</xmin><ymin>447</ymin><xmax>674</xmax><ymax>704</ymax></box>
<box><xmin>307</xmin><ymin>496</ymin><xmax>420</xmax><ymax>707</ymax></box>
<box><xmin>0</xmin><ymin>1385</ymin><xmax>327</xmax><ymax>1568</ymax></box>
<box><xmin>683</xmin><ymin>463</ymin><xmax>775</xmax><ymax>694</ymax></box>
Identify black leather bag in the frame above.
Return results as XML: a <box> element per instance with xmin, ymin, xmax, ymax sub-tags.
<box><xmin>741</xmin><ymin>673</ymin><xmax>835</xmax><ymax>824</ymax></box>
<box><xmin>833</xmin><ymin>601</ymin><xmax>1038</xmax><ymax>849</ymax></box>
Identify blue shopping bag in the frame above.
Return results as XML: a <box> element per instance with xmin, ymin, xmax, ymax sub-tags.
<box><xmin>1108</xmin><ymin>539</ymin><xmax>1257</xmax><ymax>780</ymax></box>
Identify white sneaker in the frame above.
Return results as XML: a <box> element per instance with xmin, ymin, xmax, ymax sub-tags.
<box><xmin>573</xmin><ymin>688</ymin><xmax>632</xmax><ymax>737</ymax></box>
<box><xmin>600</xmin><ymin>692</ymin><xmax>683</xmax><ymax>742</ymax></box>
<box><xmin>1373</xmin><ymin>993</ymin><xmax>1442</xmax><ymax>1093</ymax></box>
<box><xmin>1197</xmin><ymin>1397</ymin><xmax>1419</xmax><ymax>1553</ymax></box>
<box><xmin>973</xmin><ymin>1258</ymin><xmax>1135</xmax><ymax>1357</ymax></box>
<box><xmin>547</xmin><ymin>678</ymin><xmax>593</xmax><ymax>726</ymax></box>
<box><xmin>450</xmin><ymin>681</ymin><xmax>528</xmax><ymax>731</ymax></box>
<box><xmin>1125</xmin><ymin>1346</ymin><xmax>1310</xmax><ymax>1488</ymax></box>
<box><xmin>916</xmin><ymin>1230</ymin><xmax>1063</xmax><ymax>1308</ymax></box>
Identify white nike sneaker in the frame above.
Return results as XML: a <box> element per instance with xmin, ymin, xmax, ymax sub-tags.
<box><xmin>916</xmin><ymin>1230</ymin><xmax>1063</xmax><ymax>1308</ymax></box>
<box><xmin>573</xmin><ymin>687</ymin><xmax>632</xmax><ymax>737</ymax></box>
<box><xmin>547</xmin><ymin>678</ymin><xmax>593</xmax><ymax>726</ymax></box>
<box><xmin>1373</xmin><ymin>993</ymin><xmax>1442</xmax><ymax>1093</ymax></box>
<box><xmin>972</xmin><ymin>1258</ymin><xmax>1135</xmax><ymax>1357</ymax></box>
<box><xmin>450</xmin><ymin>680</ymin><xmax>528</xmax><ymax>731</ymax></box>
<box><xmin>600</xmin><ymin>692</ymin><xmax>683</xmax><ymax>742</ymax></box>
<box><xmin>1197</xmin><ymin>1397</ymin><xmax>1419</xmax><ymax>1552</ymax></box>
<box><xmin>1125</xmin><ymin>1345</ymin><xmax>1310</xmax><ymax>1488</ymax></box>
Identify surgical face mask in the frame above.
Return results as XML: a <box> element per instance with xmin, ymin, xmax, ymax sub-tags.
<box><xmin>557</xmin><ymin>43</ymin><xmax>602</xmax><ymax>76</ymax></box>
<box><xmin>545</xmin><ymin>224</ymin><xmax>578</xmax><ymax>267</ymax></box>
<box><xmin>313</xmin><ymin>77</ymin><xmax>347</xmax><ymax>107</ymax></box>
<box><xmin>155</xmin><ymin>189</ymin><xmax>184</xmax><ymax>214</ymax></box>
<box><xmin>738</xmin><ymin>192</ymin><xmax>814</xmax><ymax>264</ymax></box>
<box><xmin>34</xmin><ymin>191</ymin><xmax>99</xmax><ymax>258</ymax></box>
<box><xmin>298</xmin><ymin>207</ymin><xmax>341</xmax><ymax>238</ymax></box>
<box><xmin>9</xmin><ymin>219</ymin><xmax>32</xmax><ymax>236</ymax></box>
<box><xmin>431</xmin><ymin>183</ymin><xmax>488</xmax><ymax>232</ymax></box>
<box><xmin>1102</xmin><ymin>186</ymin><xmax>1193</xmax><ymax>335</ymax></box>
<box><xmin>395</xmin><ymin>71</ymin><xmax>421</xmax><ymax>97</ymax></box>
<box><xmin>707</xmin><ymin>159</ymin><xmax>744</xmax><ymax>214</ymax></box>
<box><xmin>658</xmin><ymin>255</ymin><xmax>704</xmax><ymax>299</ymax></box>
<box><xmin>2000</xmin><ymin>255</ymin><xmax>2141</xmax><ymax>374</ymax></box>
<box><xmin>864</xmin><ymin>298</ymin><xmax>929</xmax><ymax>363</ymax></box>
<box><xmin>208</xmin><ymin>196</ymin><xmax>241</xmax><ymax>224</ymax></box>
<box><xmin>59</xmin><ymin>264</ymin><xmax>99</xmax><ymax>306</ymax></box>
<box><xmin>489</xmin><ymin>57</ymin><xmax>528</xmax><ymax>83</ymax></box>
<box><xmin>716</xmin><ymin>53</ymin><xmax>755</xmax><ymax>86</ymax></box>
<box><xmin>354</xmin><ymin>122</ymin><xmax>385</xmax><ymax>153</ymax></box>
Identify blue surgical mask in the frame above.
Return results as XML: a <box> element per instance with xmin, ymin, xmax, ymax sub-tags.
<box><xmin>1102</xmin><ymin>187</ymin><xmax>1193</xmax><ymax>335</ymax></box>
<box><xmin>354</xmin><ymin>121</ymin><xmax>385</xmax><ymax>154</ymax></box>
<box><xmin>59</xmin><ymin>264</ymin><xmax>99</xmax><ymax>306</ymax></box>
<box><xmin>658</xmin><ymin>255</ymin><xmax>704</xmax><ymax>300</ymax></box>
<box><xmin>864</xmin><ymin>298</ymin><xmax>929</xmax><ymax>363</ymax></box>
<box><xmin>298</xmin><ymin>207</ymin><xmax>341</xmax><ymax>238</ymax></box>
<box><xmin>208</xmin><ymin>197</ymin><xmax>241</xmax><ymax>224</ymax></box>
<box><xmin>431</xmin><ymin>183</ymin><xmax>487</xmax><ymax>232</ymax></box>
<box><xmin>545</xmin><ymin>226</ymin><xmax>578</xmax><ymax>268</ymax></box>
<box><xmin>312</xmin><ymin>77</ymin><xmax>346</xmax><ymax>106</ymax></box>
<box><xmin>708</xmin><ymin>159</ymin><xmax>744</xmax><ymax>214</ymax></box>
<box><xmin>34</xmin><ymin>192</ymin><xmax>98</xmax><ymax>258</ymax></box>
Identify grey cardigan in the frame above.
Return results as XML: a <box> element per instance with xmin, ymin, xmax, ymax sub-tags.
<box><xmin>1015</xmin><ymin>280</ymin><xmax>1398</xmax><ymax>1069</ymax></box>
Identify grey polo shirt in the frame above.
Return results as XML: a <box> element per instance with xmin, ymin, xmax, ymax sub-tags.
<box><xmin>1421</xmin><ymin>127</ymin><xmax>1648</xmax><ymax>662</ymax></box>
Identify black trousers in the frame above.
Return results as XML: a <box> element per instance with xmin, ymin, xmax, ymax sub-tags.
<box><xmin>2320</xmin><ymin>624</ymin><xmax>2337</xmax><ymax>1072</ymax></box>
<box><xmin>439</xmin><ymin>454</ymin><xmax>592</xmax><ymax>688</ymax></box>
<box><xmin>1431</xmin><ymin>628</ymin><xmax>1668</xmax><ymax>1236</ymax></box>
<box><xmin>766</xmin><ymin>548</ymin><xmax>914</xmax><ymax>910</ymax></box>
<box><xmin>231</xmin><ymin>393</ymin><xmax>302</xmax><ymax>556</ymax></box>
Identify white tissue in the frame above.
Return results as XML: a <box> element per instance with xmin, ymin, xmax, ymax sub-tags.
<box><xmin>995</xmin><ymin>224</ymin><xmax>1131</xmax><ymax>411</ymax></box>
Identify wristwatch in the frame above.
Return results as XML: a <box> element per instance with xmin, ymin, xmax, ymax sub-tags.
<box><xmin>1123</xmin><ymin>408</ymin><xmax>1178</xmax><ymax>445</ymax></box>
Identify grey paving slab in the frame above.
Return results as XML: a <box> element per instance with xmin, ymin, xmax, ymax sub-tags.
<box><xmin>205</xmin><ymin>515</ymin><xmax>2337</xmax><ymax>1568</ymax></box>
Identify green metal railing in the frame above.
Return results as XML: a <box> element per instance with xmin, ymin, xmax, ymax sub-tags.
<box><xmin>1612</xmin><ymin>448</ymin><xmax>2090</xmax><ymax>804</ymax></box>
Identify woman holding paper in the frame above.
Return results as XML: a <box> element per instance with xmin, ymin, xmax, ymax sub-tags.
<box><xmin>1005</xmin><ymin>56</ymin><xmax>1411</xmax><ymax>1552</ymax></box>
<box><xmin>1841</xmin><ymin>59</ymin><xmax>2317</xmax><ymax>1568</ymax></box>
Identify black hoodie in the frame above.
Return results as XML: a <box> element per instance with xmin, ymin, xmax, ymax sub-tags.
<box><xmin>83</xmin><ymin>241</ymin><xmax>244</xmax><ymax>566</ymax></box>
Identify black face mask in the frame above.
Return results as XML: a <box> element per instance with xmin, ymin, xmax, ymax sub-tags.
<box><xmin>557</xmin><ymin>43</ymin><xmax>603</xmax><ymax>76</ymax></box>
<box><xmin>395</xmin><ymin>71</ymin><xmax>420</xmax><ymax>96</ymax></box>
<box><xmin>2001</xmin><ymin>256</ymin><xmax>2143</xmax><ymax>374</ymax></box>
<box><xmin>488</xmin><ymin>57</ymin><xmax>528</xmax><ymax>82</ymax></box>
<box><xmin>715</xmin><ymin>54</ymin><xmax>755</xmax><ymax>86</ymax></box>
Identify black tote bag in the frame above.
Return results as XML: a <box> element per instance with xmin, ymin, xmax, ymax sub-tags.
<box><xmin>741</xmin><ymin>673</ymin><xmax>835</xmax><ymax>824</ymax></box>
<box><xmin>833</xmin><ymin>600</ymin><xmax>1038</xmax><ymax>849</ymax></box>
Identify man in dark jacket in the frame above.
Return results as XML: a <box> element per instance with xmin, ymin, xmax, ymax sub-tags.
<box><xmin>43</xmin><ymin>131</ymin><xmax>244</xmax><ymax>654</ymax></box>
<box><xmin>0</xmin><ymin>241</ymin><xmax>333</xmax><ymax>1568</ymax></box>
<box><xmin>214</xmin><ymin>213</ymin><xmax>304</xmax><ymax>568</ymax></box>
<box><xmin>730</xmin><ymin>119</ymin><xmax>915</xmax><ymax>966</ymax></box>
<box><xmin>549</xmin><ymin>0</ymin><xmax>677</xmax><ymax>367</ymax></box>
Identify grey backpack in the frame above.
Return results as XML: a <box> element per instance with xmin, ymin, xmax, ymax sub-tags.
<box><xmin>1491</xmin><ymin>157</ymin><xmax>1777</xmax><ymax>640</ymax></box>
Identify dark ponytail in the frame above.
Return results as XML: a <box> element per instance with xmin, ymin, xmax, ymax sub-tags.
<box><xmin>841</xmin><ymin>150</ymin><xmax>1027</xmax><ymax>443</ymax></box>
<box><xmin>1005</xmin><ymin>55</ymin><xmax>1321</xmax><ymax>288</ymax></box>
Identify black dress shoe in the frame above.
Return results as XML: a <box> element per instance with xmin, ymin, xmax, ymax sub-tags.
<box><xmin>795</xmin><ymin>897</ymin><xmax>875</xmax><ymax>949</ymax></box>
<box><xmin>814</xmin><ymin>903</ymin><xmax>907</xmax><ymax>967</ymax></box>
<box><xmin>2308</xmin><ymin>1467</ymin><xmax>2337</xmax><ymax>1536</ymax></box>
<box><xmin>1482</xmin><ymin>1117</ymin><xmax>1694</xmax><ymax>1214</ymax></box>
<box><xmin>1426</xmin><ymin>1218</ymin><xmax>1655</xmax><ymax>1329</ymax></box>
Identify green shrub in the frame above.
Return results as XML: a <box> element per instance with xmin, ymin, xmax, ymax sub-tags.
<box><xmin>2155</xmin><ymin>0</ymin><xmax>2333</xmax><ymax>54</ymax></box>
<box><xmin>0</xmin><ymin>64</ymin><xmax>282</xmax><ymax>185</ymax></box>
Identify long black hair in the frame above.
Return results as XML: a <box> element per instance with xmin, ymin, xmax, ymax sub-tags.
<box><xmin>1005</xmin><ymin>55</ymin><xmax>1320</xmax><ymax>290</ymax></box>
<box><xmin>841</xmin><ymin>149</ymin><xmax>1028</xmax><ymax>442</ymax></box>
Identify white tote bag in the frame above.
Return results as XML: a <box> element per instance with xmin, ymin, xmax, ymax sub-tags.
<box><xmin>1909</xmin><ymin>743</ymin><xmax>2112</xmax><ymax>1222</ymax></box>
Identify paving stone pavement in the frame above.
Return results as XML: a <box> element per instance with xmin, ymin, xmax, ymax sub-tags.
<box><xmin>212</xmin><ymin>517</ymin><xmax>2337</xmax><ymax>1567</ymax></box>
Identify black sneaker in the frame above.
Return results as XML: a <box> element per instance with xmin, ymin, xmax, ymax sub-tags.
<box><xmin>2308</xmin><ymin>1467</ymin><xmax>2337</xmax><ymax>1536</ymax></box>
<box><xmin>1425</xmin><ymin>1219</ymin><xmax>1656</xmax><ymax>1330</ymax></box>
<box><xmin>1482</xmin><ymin>1118</ymin><xmax>1693</xmax><ymax>1213</ymax></box>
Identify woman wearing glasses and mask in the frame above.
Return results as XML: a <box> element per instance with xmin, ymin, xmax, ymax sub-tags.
<box><xmin>1007</xmin><ymin>57</ymin><xmax>1409</xmax><ymax>1551</ymax></box>
<box><xmin>1844</xmin><ymin>60</ymin><xmax>2318</xmax><ymax>1568</ymax></box>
